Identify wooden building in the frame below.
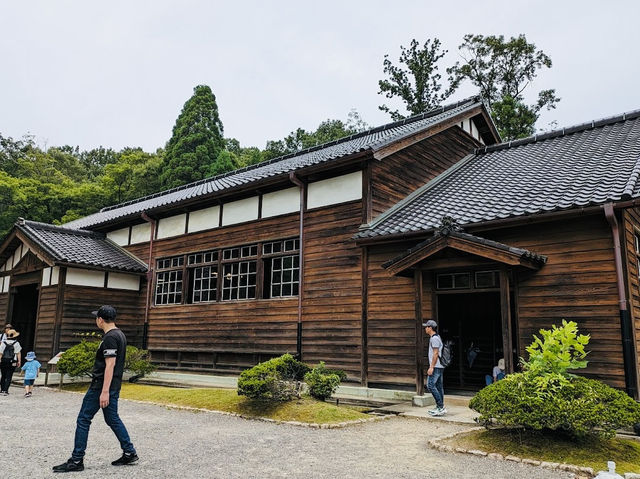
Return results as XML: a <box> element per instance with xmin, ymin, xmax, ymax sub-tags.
<box><xmin>1</xmin><ymin>96</ymin><xmax>640</xmax><ymax>399</ymax></box>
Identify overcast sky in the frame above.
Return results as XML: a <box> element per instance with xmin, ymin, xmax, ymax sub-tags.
<box><xmin>1</xmin><ymin>1</ymin><xmax>638</xmax><ymax>152</ymax></box>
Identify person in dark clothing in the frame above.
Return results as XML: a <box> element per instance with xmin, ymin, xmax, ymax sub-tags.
<box><xmin>53</xmin><ymin>305</ymin><xmax>138</xmax><ymax>473</ymax></box>
<box><xmin>0</xmin><ymin>329</ymin><xmax>21</xmax><ymax>395</ymax></box>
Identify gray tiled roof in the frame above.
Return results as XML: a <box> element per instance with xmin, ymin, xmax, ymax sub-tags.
<box><xmin>65</xmin><ymin>96</ymin><xmax>485</xmax><ymax>230</ymax></box>
<box><xmin>357</xmin><ymin>109</ymin><xmax>640</xmax><ymax>239</ymax></box>
<box><xmin>17</xmin><ymin>220</ymin><xmax>147</xmax><ymax>273</ymax></box>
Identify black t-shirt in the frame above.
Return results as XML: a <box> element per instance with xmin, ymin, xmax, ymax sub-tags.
<box><xmin>90</xmin><ymin>328</ymin><xmax>127</xmax><ymax>391</ymax></box>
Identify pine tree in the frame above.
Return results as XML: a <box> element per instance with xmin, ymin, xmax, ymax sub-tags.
<box><xmin>161</xmin><ymin>85</ymin><xmax>224</xmax><ymax>188</ymax></box>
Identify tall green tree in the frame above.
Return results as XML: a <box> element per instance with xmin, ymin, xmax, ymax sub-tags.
<box><xmin>378</xmin><ymin>38</ymin><xmax>452</xmax><ymax>120</ymax></box>
<box><xmin>161</xmin><ymin>85</ymin><xmax>224</xmax><ymax>188</ymax></box>
<box><xmin>448</xmin><ymin>34</ymin><xmax>560</xmax><ymax>140</ymax></box>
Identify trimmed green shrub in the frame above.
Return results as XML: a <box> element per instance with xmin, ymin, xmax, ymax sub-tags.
<box><xmin>237</xmin><ymin>354</ymin><xmax>310</xmax><ymax>401</ymax></box>
<box><xmin>57</xmin><ymin>339</ymin><xmax>155</xmax><ymax>378</ymax></box>
<box><xmin>470</xmin><ymin>320</ymin><xmax>640</xmax><ymax>439</ymax></box>
<box><xmin>304</xmin><ymin>362</ymin><xmax>343</xmax><ymax>400</ymax></box>
<box><xmin>470</xmin><ymin>373</ymin><xmax>640</xmax><ymax>439</ymax></box>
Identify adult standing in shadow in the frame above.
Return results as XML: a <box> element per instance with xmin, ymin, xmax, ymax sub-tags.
<box><xmin>0</xmin><ymin>329</ymin><xmax>22</xmax><ymax>395</ymax></box>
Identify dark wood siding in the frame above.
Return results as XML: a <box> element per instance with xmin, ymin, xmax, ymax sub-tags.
<box><xmin>369</xmin><ymin>128</ymin><xmax>479</xmax><ymax>218</ymax></box>
<box><xmin>131</xmin><ymin>213</ymin><xmax>301</xmax><ymax>371</ymax></box>
<box><xmin>302</xmin><ymin>201</ymin><xmax>363</xmax><ymax>379</ymax></box>
<box><xmin>60</xmin><ymin>286</ymin><xmax>144</xmax><ymax>351</ymax></box>
<box><xmin>0</xmin><ymin>292</ymin><xmax>8</xmax><ymax>324</ymax></box>
<box><xmin>366</xmin><ymin>242</ymin><xmax>431</xmax><ymax>387</ymax></box>
<box><xmin>35</xmin><ymin>286</ymin><xmax>58</xmax><ymax>360</ymax></box>
<box><xmin>622</xmin><ymin>208</ymin><xmax>640</xmax><ymax>392</ymax></box>
<box><xmin>483</xmin><ymin>215</ymin><xmax>623</xmax><ymax>388</ymax></box>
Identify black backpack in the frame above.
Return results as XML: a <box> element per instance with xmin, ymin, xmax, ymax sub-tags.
<box><xmin>1</xmin><ymin>341</ymin><xmax>15</xmax><ymax>364</ymax></box>
<box><xmin>434</xmin><ymin>335</ymin><xmax>454</xmax><ymax>368</ymax></box>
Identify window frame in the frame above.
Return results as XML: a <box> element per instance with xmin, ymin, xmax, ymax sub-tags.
<box><xmin>152</xmin><ymin>237</ymin><xmax>300</xmax><ymax>306</ymax></box>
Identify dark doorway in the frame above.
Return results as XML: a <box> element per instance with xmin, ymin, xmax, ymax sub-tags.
<box><xmin>437</xmin><ymin>292</ymin><xmax>502</xmax><ymax>391</ymax></box>
<box><xmin>10</xmin><ymin>283</ymin><xmax>39</xmax><ymax>354</ymax></box>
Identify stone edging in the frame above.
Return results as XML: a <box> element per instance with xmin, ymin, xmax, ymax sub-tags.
<box><xmin>44</xmin><ymin>387</ymin><xmax>393</xmax><ymax>429</ymax></box>
<box><xmin>428</xmin><ymin>427</ymin><xmax>595</xmax><ymax>478</ymax></box>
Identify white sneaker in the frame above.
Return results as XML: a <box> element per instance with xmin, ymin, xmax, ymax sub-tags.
<box><xmin>431</xmin><ymin>407</ymin><xmax>447</xmax><ymax>416</ymax></box>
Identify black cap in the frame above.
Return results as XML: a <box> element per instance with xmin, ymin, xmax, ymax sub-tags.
<box><xmin>92</xmin><ymin>305</ymin><xmax>117</xmax><ymax>322</ymax></box>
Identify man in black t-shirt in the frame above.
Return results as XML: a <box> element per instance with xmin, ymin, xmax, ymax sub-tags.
<box><xmin>53</xmin><ymin>305</ymin><xmax>138</xmax><ymax>473</ymax></box>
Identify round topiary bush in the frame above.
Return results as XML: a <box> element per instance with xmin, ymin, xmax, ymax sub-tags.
<box><xmin>304</xmin><ymin>362</ymin><xmax>344</xmax><ymax>400</ymax></box>
<box><xmin>237</xmin><ymin>354</ymin><xmax>310</xmax><ymax>401</ymax></box>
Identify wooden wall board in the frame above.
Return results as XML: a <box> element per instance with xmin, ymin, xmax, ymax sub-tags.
<box><xmin>622</xmin><ymin>208</ymin><xmax>640</xmax><ymax>395</ymax></box>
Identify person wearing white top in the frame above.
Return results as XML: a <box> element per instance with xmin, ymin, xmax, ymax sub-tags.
<box><xmin>0</xmin><ymin>329</ymin><xmax>22</xmax><ymax>395</ymax></box>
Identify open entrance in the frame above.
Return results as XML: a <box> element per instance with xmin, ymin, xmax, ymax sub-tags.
<box><xmin>9</xmin><ymin>283</ymin><xmax>39</xmax><ymax>354</ymax></box>
<box><xmin>437</xmin><ymin>292</ymin><xmax>502</xmax><ymax>391</ymax></box>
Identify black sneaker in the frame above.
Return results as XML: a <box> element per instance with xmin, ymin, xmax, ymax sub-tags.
<box><xmin>52</xmin><ymin>459</ymin><xmax>84</xmax><ymax>472</ymax></box>
<box><xmin>111</xmin><ymin>452</ymin><xmax>139</xmax><ymax>466</ymax></box>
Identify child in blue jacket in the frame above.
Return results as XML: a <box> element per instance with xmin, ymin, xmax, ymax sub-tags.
<box><xmin>21</xmin><ymin>351</ymin><xmax>41</xmax><ymax>397</ymax></box>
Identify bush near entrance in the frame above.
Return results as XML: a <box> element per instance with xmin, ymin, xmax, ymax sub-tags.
<box><xmin>470</xmin><ymin>320</ymin><xmax>640</xmax><ymax>439</ymax></box>
<box><xmin>57</xmin><ymin>339</ymin><xmax>155</xmax><ymax>379</ymax></box>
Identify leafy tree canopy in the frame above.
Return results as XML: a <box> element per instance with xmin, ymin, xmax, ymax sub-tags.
<box><xmin>161</xmin><ymin>85</ymin><xmax>225</xmax><ymax>189</ymax></box>
<box><xmin>448</xmin><ymin>34</ymin><xmax>560</xmax><ymax>139</ymax></box>
<box><xmin>378</xmin><ymin>38</ymin><xmax>452</xmax><ymax>120</ymax></box>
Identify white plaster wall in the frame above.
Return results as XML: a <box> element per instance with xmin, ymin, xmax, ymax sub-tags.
<box><xmin>307</xmin><ymin>171</ymin><xmax>362</xmax><ymax>209</ymax></box>
<box><xmin>2</xmin><ymin>276</ymin><xmax>9</xmax><ymax>293</ymax></box>
<box><xmin>130</xmin><ymin>223</ymin><xmax>152</xmax><ymax>244</ymax></box>
<box><xmin>222</xmin><ymin>196</ymin><xmax>259</xmax><ymax>226</ymax></box>
<box><xmin>262</xmin><ymin>187</ymin><xmax>300</xmax><ymax>218</ymax></box>
<box><xmin>157</xmin><ymin>214</ymin><xmax>187</xmax><ymax>239</ymax></box>
<box><xmin>42</xmin><ymin>267</ymin><xmax>51</xmax><ymax>287</ymax></box>
<box><xmin>1</xmin><ymin>262</ymin><xmax>6</xmax><ymax>272</ymax></box>
<box><xmin>107</xmin><ymin>227</ymin><xmax>130</xmax><ymax>246</ymax></box>
<box><xmin>107</xmin><ymin>273</ymin><xmax>140</xmax><ymax>291</ymax></box>
<box><xmin>51</xmin><ymin>266</ymin><xmax>60</xmax><ymax>286</ymax></box>
<box><xmin>188</xmin><ymin>205</ymin><xmax>220</xmax><ymax>233</ymax></box>
<box><xmin>66</xmin><ymin>268</ymin><xmax>105</xmax><ymax>288</ymax></box>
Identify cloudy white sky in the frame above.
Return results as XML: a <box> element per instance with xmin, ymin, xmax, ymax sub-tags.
<box><xmin>1</xmin><ymin>1</ymin><xmax>638</xmax><ymax>152</ymax></box>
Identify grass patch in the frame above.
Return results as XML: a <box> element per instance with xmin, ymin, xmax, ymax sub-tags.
<box><xmin>61</xmin><ymin>383</ymin><xmax>369</xmax><ymax>424</ymax></box>
<box><xmin>443</xmin><ymin>429</ymin><xmax>640</xmax><ymax>474</ymax></box>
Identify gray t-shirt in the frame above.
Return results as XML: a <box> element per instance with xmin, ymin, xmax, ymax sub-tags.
<box><xmin>428</xmin><ymin>334</ymin><xmax>443</xmax><ymax>368</ymax></box>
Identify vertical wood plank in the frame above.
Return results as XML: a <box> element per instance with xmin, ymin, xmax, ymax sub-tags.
<box><xmin>414</xmin><ymin>269</ymin><xmax>424</xmax><ymax>395</ymax></box>
<box><xmin>499</xmin><ymin>268</ymin><xmax>513</xmax><ymax>373</ymax></box>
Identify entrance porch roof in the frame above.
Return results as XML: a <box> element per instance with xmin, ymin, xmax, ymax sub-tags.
<box><xmin>382</xmin><ymin>229</ymin><xmax>547</xmax><ymax>277</ymax></box>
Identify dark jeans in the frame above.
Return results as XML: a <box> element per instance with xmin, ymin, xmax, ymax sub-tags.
<box><xmin>427</xmin><ymin>367</ymin><xmax>445</xmax><ymax>409</ymax></box>
<box><xmin>0</xmin><ymin>362</ymin><xmax>16</xmax><ymax>392</ymax></box>
<box><xmin>72</xmin><ymin>387</ymin><xmax>136</xmax><ymax>461</ymax></box>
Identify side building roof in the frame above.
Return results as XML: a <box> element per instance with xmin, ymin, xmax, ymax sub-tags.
<box><xmin>2</xmin><ymin>220</ymin><xmax>148</xmax><ymax>274</ymax></box>
<box><xmin>64</xmin><ymin>96</ymin><xmax>494</xmax><ymax>230</ymax></box>
<box><xmin>356</xmin><ymin>108</ymin><xmax>640</xmax><ymax>240</ymax></box>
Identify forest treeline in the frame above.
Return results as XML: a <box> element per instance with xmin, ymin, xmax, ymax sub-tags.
<box><xmin>0</xmin><ymin>34</ymin><xmax>557</xmax><ymax>238</ymax></box>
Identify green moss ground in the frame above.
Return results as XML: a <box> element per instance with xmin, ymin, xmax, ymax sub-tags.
<box><xmin>443</xmin><ymin>429</ymin><xmax>640</xmax><ymax>474</ymax></box>
<box><xmin>61</xmin><ymin>383</ymin><xmax>369</xmax><ymax>424</ymax></box>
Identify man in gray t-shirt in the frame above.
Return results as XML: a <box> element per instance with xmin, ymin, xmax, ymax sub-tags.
<box><xmin>424</xmin><ymin>320</ymin><xmax>446</xmax><ymax>416</ymax></box>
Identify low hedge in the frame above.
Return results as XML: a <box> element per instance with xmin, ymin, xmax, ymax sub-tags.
<box><xmin>237</xmin><ymin>354</ymin><xmax>310</xmax><ymax>401</ymax></box>
<box><xmin>470</xmin><ymin>372</ymin><xmax>640</xmax><ymax>439</ymax></box>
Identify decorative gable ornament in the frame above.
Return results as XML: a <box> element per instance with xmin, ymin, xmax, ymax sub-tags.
<box><xmin>435</xmin><ymin>216</ymin><xmax>462</xmax><ymax>237</ymax></box>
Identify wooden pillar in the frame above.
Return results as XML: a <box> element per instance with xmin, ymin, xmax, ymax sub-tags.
<box><xmin>499</xmin><ymin>268</ymin><xmax>514</xmax><ymax>373</ymax></box>
<box><xmin>52</xmin><ymin>267</ymin><xmax>66</xmax><ymax>356</ymax></box>
<box><xmin>414</xmin><ymin>269</ymin><xmax>425</xmax><ymax>395</ymax></box>
<box><xmin>360</xmin><ymin>247</ymin><xmax>368</xmax><ymax>386</ymax></box>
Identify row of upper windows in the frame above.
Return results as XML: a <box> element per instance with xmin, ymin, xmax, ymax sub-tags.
<box><xmin>154</xmin><ymin>238</ymin><xmax>300</xmax><ymax>306</ymax></box>
<box><xmin>107</xmin><ymin>171</ymin><xmax>362</xmax><ymax>246</ymax></box>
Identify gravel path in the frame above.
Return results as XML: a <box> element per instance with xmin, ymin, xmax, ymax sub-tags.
<box><xmin>0</xmin><ymin>387</ymin><xmax>575</xmax><ymax>479</ymax></box>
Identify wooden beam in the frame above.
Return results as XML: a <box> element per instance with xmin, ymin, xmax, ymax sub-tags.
<box><xmin>360</xmin><ymin>246</ymin><xmax>368</xmax><ymax>386</ymax></box>
<box><xmin>52</xmin><ymin>267</ymin><xmax>66</xmax><ymax>356</ymax></box>
<box><xmin>414</xmin><ymin>269</ymin><xmax>425</xmax><ymax>395</ymax></box>
<box><xmin>499</xmin><ymin>268</ymin><xmax>513</xmax><ymax>374</ymax></box>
